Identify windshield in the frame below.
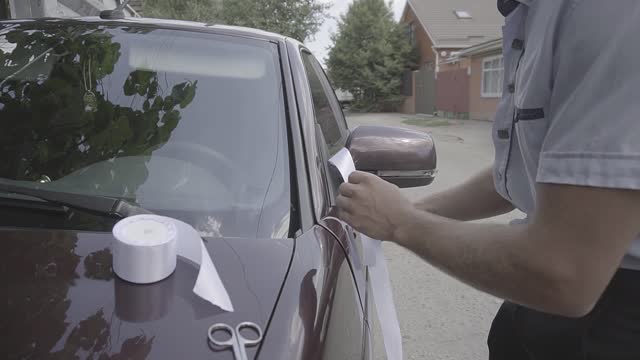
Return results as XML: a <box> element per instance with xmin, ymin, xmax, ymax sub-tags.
<box><xmin>0</xmin><ymin>22</ymin><xmax>290</xmax><ymax>238</ymax></box>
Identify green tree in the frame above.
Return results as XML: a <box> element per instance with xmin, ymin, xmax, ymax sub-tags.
<box><xmin>143</xmin><ymin>0</ymin><xmax>222</xmax><ymax>23</ymax></box>
<box><xmin>142</xmin><ymin>0</ymin><xmax>329</xmax><ymax>42</ymax></box>
<box><xmin>327</xmin><ymin>0</ymin><xmax>417</xmax><ymax>112</ymax></box>
<box><xmin>220</xmin><ymin>0</ymin><xmax>329</xmax><ymax>41</ymax></box>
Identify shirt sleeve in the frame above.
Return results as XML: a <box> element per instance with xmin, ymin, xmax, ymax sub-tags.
<box><xmin>536</xmin><ymin>2</ymin><xmax>640</xmax><ymax>190</ymax></box>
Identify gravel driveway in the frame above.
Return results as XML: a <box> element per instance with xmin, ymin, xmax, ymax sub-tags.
<box><xmin>345</xmin><ymin>113</ymin><xmax>524</xmax><ymax>360</ymax></box>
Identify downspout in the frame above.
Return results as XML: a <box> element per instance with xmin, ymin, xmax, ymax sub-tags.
<box><xmin>431</xmin><ymin>47</ymin><xmax>439</xmax><ymax>78</ymax></box>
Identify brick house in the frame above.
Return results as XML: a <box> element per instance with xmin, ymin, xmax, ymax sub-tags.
<box><xmin>399</xmin><ymin>0</ymin><xmax>503</xmax><ymax>118</ymax></box>
<box><xmin>454</xmin><ymin>38</ymin><xmax>503</xmax><ymax>121</ymax></box>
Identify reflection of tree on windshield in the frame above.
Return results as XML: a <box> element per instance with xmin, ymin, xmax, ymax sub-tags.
<box><xmin>0</xmin><ymin>24</ymin><xmax>198</xmax><ymax>198</ymax></box>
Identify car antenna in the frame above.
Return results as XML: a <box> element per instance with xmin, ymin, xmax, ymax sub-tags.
<box><xmin>99</xmin><ymin>0</ymin><xmax>130</xmax><ymax>20</ymax></box>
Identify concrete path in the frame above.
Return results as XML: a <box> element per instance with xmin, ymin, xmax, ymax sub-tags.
<box><xmin>345</xmin><ymin>113</ymin><xmax>524</xmax><ymax>360</ymax></box>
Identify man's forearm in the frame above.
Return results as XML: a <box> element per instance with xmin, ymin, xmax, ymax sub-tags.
<box><xmin>393</xmin><ymin>209</ymin><xmax>595</xmax><ymax>317</ymax></box>
<box><xmin>338</xmin><ymin>172</ymin><xmax>640</xmax><ymax>319</ymax></box>
<box><xmin>416</xmin><ymin>167</ymin><xmax>514</xmax><ymax>221</ymax></box>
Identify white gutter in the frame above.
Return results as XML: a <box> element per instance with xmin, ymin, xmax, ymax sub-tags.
<box><xmin>125</xmin><ymin>4</ymin><xmax>140</xmax><ymax>17</ymax></box>
<box><xmin>457</xmin><ymin>38</ymin><xmax>502</xmax><ymax>57</ymax></box>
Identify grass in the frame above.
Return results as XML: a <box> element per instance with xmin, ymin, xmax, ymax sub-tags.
<box><xmin>402</xmin><ymin>118</ymin><xmax>452</xmax><ymax>127</ymax></box>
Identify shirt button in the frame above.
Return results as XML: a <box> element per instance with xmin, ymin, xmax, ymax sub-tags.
<box><xmin>508</xmin><ymin>83</ymin><xmax>515</xmax><ymax>93</ymax></box>
<box><xmin>497</xmin><ymin>129</ymin><xmax>510</xmax><ymax>139</ymax></box>
<box><xmin>497</xmin><ymin>172</ymin><xmax>503</xmax><ymax>180</ymax></box>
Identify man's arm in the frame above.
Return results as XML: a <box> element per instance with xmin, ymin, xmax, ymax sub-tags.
<box><xmin>415</xmin><ymin>166</ymin><xmax>514</xmax><ymax>221</ymax></box>
<box><xmin>337</xmin><ymin>172</ymin><xmax>640</xmax><ymax>317</ymax></box>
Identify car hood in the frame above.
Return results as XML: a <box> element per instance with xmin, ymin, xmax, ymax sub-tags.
<box><xmin>3</xmin><ymin>227</ymin><xmax>294</xmax><ymax>360</ymax></box>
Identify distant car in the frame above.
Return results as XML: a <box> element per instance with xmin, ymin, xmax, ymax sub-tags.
<box><xmin>335</xmin><ymin>89</ymin><xmax>354</xmax><ymax>109</ymax></box>
<box><xmin>1</xmin><ymin>16</ymin><xmax>436</xmax><ymax>359</ymax></box>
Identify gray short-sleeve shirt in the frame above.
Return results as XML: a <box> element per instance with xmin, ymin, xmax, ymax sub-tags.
<box><xmin>493</xmin><ymin>0</ymin><xmax>640</xmax><ymax>270</ymax></box>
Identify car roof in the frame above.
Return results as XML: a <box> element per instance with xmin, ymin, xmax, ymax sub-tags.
<box><xmin>0</xmin><ymin>16</ymin><xmax>294</xmax><ymax>44</ymax></box>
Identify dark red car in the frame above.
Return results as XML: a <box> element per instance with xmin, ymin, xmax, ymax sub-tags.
<box><xmin>0</xmin><ymin>16</ymin><xmax>436</xmax><ymax>359</ymax></box>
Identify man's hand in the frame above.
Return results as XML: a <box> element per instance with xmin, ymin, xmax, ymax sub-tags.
<box><xmin>336</xmin><ymin>171</ymin><xmax>415</xmax><ymax>241</ymax></box>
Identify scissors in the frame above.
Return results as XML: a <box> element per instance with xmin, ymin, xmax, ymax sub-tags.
<box><xmin>207</xmin><ymin>322</ymin><xmax>263</xmax><ymax>360</ymax></box>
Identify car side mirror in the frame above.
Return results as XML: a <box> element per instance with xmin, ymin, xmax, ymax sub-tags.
<box><xmin>346</xmin><ymin>125</ymin><xmax>437</xmax><ymax>188</ymax></box>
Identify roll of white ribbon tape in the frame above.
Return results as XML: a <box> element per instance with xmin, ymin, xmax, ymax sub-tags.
<box><xmin>112</xmin><ymin>215</ymin><xmax>234</xmax><ymax>312</ymax></box>
<box><xmin>113</xmin><ymin>216</ymin><xmax>178</xmax><ymax>284</ymax></box>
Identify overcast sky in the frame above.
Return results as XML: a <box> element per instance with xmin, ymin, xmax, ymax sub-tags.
<box><xmin>306</xmin><ymin>0</ymin><xmax>406</xmax><ymax>65</ymax></box>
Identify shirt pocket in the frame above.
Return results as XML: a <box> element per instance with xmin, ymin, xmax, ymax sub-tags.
<box><xmin>514</xmin><ymin>107</ymin><xmax>549</xmax><ymax>167</ymax></box>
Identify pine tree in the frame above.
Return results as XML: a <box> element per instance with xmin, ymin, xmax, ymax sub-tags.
<box><xmin>221</xmin><ymin>0</ymin><xmax>329</xmax><ymax>41</ymax></box>
<box><xmin>327</xmin><ymin>0</ymin><xmax>417</xmax><ymax>111</ymax></box>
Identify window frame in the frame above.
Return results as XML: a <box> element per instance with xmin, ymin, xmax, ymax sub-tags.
<box><xmin>408</xmin><ymin>22</ymin><xmax>417</xmax><ymax>46</ymax></box>
<box><xmin>300</xmin><ymin>50</ymin><xmax>349</xmax><ymax>157</ymax></box>
<box><xmin>481</xmin><ymin>54</ymin><xmax>504</xmax><ymax>98</ymax></box>
<box><xmin>299</xmin><ymin>49</ymin><xmax>350</xmax><ymax>208</ymax></box>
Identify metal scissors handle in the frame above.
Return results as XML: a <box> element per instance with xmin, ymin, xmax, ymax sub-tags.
<box><xmin>208</xmin><ymin>322</ymin><xmax>263</xmax><ymax>360</ymax></box>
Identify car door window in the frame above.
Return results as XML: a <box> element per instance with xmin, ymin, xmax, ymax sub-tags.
<box><xmin>301</xmin><ymin>51</ymin><xmax>348</xmax><ymax>157</ymax></box>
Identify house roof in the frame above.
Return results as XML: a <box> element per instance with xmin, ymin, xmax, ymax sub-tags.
<box><xmin>403</xmin><ymin>0</ymin><xmax>504</xmax><ymax>49</ymax></box>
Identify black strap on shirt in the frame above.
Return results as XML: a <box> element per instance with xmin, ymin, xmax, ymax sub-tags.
<box><xmin>497</xmin><ymin>0</ymin><xmax>520</xmax><ymax>17</ymax></box>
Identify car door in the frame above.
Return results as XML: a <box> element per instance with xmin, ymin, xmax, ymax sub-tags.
<box><xmin>299</xmin><ymin>50</ymin><xmax>367</xmax><ymax>294</ymax></box>
<box><xmin>299</xmin><ymin>50</ymin><xmax>379</xmax><ymax>359</ymax></box>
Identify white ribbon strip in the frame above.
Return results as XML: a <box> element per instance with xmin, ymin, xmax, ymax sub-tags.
<box><xmin>329</xmin><ymin>148</ymin><xmax>403</xmax><ymax>360</ymax></box>
<box><xmin>330</xmin><ymin>147</ymin><xmax>357</xmax><ymax>182</ymax></box>
<box><xmin>112</xmin><ymin>215</ymin><xmax>234</xmax><ymax>312</ymax></box>
<box><xmin>362</xmin><ymin>236</ymin><xmax>403</xmax><ymax>360</ymax></box>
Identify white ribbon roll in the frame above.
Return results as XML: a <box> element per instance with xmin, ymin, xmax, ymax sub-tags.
<box><xmin>113</xmin><ymin>216</ymin><xmax>177</xmax><ymax>284</ymax></box>
<box><xmin>112</xmin><ymin>214</ymin><xmax>234</xmax><ymax>312</ymax></box>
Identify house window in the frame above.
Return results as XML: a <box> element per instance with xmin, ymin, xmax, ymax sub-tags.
<box><xmin>481</xmin><ymin>55</ymin><xmax>504</xmax><ymax>98</ymax></box>
<box><xmin>407</xmin><ymin>22</ymin><xmax>416</xmax><ymax>46</ymax></box>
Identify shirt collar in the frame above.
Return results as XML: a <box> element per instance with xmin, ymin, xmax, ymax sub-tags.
<box><xmin>497</xmin><ymin>0</ymin><xmax>520</xmax><ymax>16</ymax></box>
<box><xmin>498</xmin><ymin>0</ymin><xmax>534</xmax><ymax>17</ymax></box>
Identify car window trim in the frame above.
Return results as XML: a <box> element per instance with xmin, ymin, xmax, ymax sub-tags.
<box><xmin>299</xmin><ymin>49</ymin><xmax>345</xmax><ymax>210</ymax></box>
<box><xmin>306</xmin><ymin>54</ymin><xmax>350</xmax><ymax>141</ymax></box>
<box><xmin>300</xmin><ymin>50</ymin><xmax>349</xmax><ymax>153</ymax></box>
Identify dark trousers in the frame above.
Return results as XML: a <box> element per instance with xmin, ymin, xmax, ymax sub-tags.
<box><xmin>488</xmin><ymin>269</ymin><xmax>640</xmax><ymax>360</ymax></box>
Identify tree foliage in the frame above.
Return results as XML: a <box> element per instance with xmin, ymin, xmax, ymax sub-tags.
<box><xmin>220</xmin><ymin>0</ymin><xmax>329</xmax><ymax>41</ymax></box>
<box><xmin>143</xmin><ymin>0</ymin><xmax>222</xmax><ymax>23</ymax></box>
<box><xmin>327</xmin><ymin>0</ymin><xmax>417</xmax><ymax>112</ymax></box>
<box><xmin>143</xmin><ymin>0</ymin><xmax>329</xmax><ymax>41</ymax></box>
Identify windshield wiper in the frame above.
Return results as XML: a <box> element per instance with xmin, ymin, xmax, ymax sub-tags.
<box><xmin>0</xmin><ymin>183</ymin><xmax>152</xmax><ymax>218</ymax></box>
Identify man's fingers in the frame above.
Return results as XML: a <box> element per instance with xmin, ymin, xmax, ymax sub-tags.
<box><xmin>348</xmin><ymin>170</ymin><xmax>374</xmax><ymax>184</ymax></box>
<box><xmin>336</xmin><ymin>194</ymin><xmax>353</xmax><ymax>213</ymax></box>
<box><xmin>339</xmin><ymin>182</ymin><xmax>359</xmax><ymax>198</ymax></box>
